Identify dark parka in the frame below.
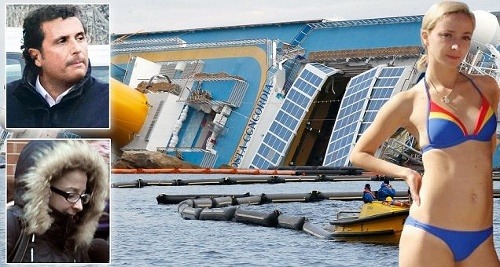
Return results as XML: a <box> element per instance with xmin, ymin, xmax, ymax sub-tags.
<box><xmin>6</xmin><ymin>62</ymin><xmax>109</xmax><ymax>128</ymax></box>
<box><xmin>7</xmin><ymin>140</ymin><xmax>109</xmax><ymax>263</ymax></box>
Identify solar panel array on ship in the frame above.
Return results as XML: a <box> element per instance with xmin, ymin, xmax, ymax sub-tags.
<box><xmin>323</xmin><ymin>66</ymin><xmax>407</xmax><ymax>167</ymax></box>
<box><xmin>250</xmin><ymin>63</ymin><xmax>340</xmax><ymax>169</ymax></box>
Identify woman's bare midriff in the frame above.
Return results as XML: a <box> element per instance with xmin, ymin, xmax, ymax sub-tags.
<box><xmin>410</xmin><ymin>141</ymin><xmax>494</xmax><ymax>230</ymax></box>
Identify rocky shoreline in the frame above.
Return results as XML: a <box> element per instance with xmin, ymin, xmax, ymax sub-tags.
<box><xmin>113</xmin><ymin>151</ymin><xmax>200</xmax><ymax>169</ymax></box>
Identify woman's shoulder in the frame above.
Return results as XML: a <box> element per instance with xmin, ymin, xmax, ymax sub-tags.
<box><xmin>387</xmin><ymin>82</ymin><xmax>423</xmax><ymax>106</ymax></box>
<box><xmin>7</xmin><ymin>205</ymin><xmax>23</xmax><ymax>218</ymax></box>
<box><xmin>374</xmin><ymin>85</ymin><xmax>422</xmax><ymax>125</ymax></box>
<box><xmin>7</xmin><ymin>205</ymin><xmax>24</xmax><ymax>231</ymax></box>
<box><xmin>464</xmin><ymin>74</ymin><xmax>499</xmax><ymax>105</ymax></box>
<box><xmin>463</xmin><ymin>73</ymin><xmax>499</xmax><ymax>92</ymax></box>
<box><xmin>7</xmin><ymin>205</ymin><xmax>24</xmax><ymax>255</ymax></box>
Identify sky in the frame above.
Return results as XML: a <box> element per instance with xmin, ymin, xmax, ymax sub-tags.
<box><xmin>2</xmin><ymin>0</ymin><xmax>499</xmax><ymax>34</ymax></box>
<box><xmin>107</xmin><ymin>0</ymin><xmax>500</xmax><ymax>34</ymax></box>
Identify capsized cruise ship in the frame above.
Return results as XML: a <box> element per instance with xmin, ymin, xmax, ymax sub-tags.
<box><xmin>2</xmin><ymin>11</ymin><xmax>500</xmax><ymax>169</ymax></box>
<box><xmin>105</xmin><ymin>10</ymin><xmax>500</xmax><ymax>169</ymax></box>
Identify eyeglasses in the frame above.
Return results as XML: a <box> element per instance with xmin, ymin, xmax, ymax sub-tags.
<box><xmin>50</xmin><ymin>186</ymin><xmax>91</xmax><ymax>204</ymax></box>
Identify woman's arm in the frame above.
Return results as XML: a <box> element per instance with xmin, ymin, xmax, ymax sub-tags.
<box><xmin>479</xmin><ymin>75</ymin><xmax>500</xmax><ymax>155</ymax></box>
<box><xmin>349</xmin><ymin>91</ymin><xmax>422</xmax><ymax>205</ymax></box>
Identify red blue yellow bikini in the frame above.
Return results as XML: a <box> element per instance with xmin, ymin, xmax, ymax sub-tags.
<box><xmin>421</xmin><ymin>75</ymin><xmax>497</xmax><ymax>153</ymax></box>
<box><xmin>405</xmin><ymin>74</ymin><xmax>496</xmax><ymax>262</ymax></box>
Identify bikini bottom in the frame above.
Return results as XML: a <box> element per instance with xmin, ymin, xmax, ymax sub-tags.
<box><xmin>404</xmin><ymin>216</ymin><xmax>493</xmax><ymax>262</ymax></box>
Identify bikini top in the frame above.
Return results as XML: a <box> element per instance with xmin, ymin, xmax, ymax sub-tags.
<box><xmin>421</xmin><ymin>75</ymin><xmax>497</xmax><ymax>153</ymax></box>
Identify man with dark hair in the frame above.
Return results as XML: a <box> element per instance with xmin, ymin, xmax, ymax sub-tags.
<box><xmin>377</xmin><ymin>177</ymin><xmax>396</xmax><ymax>201</ymax></box>
<box><xmin>362</xmin><ymin>183</ymin><xmax>376</xmax><ymax>203</ymax></box>
<box><xmin>6</xmin><ymin>5</ymin><xmax>109</xmax><ymax>128</ymax></box>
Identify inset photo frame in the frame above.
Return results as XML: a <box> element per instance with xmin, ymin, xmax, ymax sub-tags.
<box><xmin>5</xmin><ymin>138</ymin><xmax>110</xmax><ymax>263</ymax></box>
<box><xmin>5</xmin><ymin>4</ymin><xmax>110</xmax><ymax>129</ymax></box>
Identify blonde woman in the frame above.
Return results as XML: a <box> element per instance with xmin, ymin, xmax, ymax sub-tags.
<box><xmin>350</xmin><ymin>1</ymin><xmax>499</xmax><ymax>266</ymax></box>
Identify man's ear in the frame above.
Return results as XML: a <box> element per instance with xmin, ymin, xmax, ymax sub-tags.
<box><xmin>28</xmin><ymin>48</ymin><xmax>42</xmax><ymax>67</ymax></box>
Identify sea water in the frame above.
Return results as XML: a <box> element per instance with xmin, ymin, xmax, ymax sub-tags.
<box><xmin>1</xmin><ymin>172</ymin><xmax>499</xmax><ymax>266</ymax></box>
<box><xmin>110</xmin><ymin>174</ymin><xmax>500</xmax><ymax>266</ymax></box>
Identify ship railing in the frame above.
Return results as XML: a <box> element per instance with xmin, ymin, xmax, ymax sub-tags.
<box><xmin>311</xmin><ymin>16</ymin><xmax>422</xmax><ymax>30</ymax></box>
<box><xmin>158</xmin><ymin>147</ymin><xmax>207</xmax><ymax>153</ymax></box>
<box><xmin>459</xmin><ymin>48</ymin><xmax>500</xmax><ymax>83</ymax></box>
<box><xmin>113</xmin><ymin>38</ymin><xmax>271</xmax><ymax>54</ymax></box>
<box><xmin>385</xmin><ymin>139</ymin><xmax>422</xmax><ymax>165</ymax></box>
<box><xmin>379</xmin><ymin>131</ymin><xmax>422</xmax><ymax>166</ymax></box>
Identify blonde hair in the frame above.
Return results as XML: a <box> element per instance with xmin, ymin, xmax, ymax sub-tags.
<box><xmin>416</xmin><ymin>1</ymin><xmax>475</xmax><ymax>71</ymax></box>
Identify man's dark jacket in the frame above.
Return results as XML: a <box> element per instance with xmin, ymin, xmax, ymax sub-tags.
<box><xmin>6</xmin><ymin>62</ymin><xmax>109</xmax><ymax>128</ymax></box>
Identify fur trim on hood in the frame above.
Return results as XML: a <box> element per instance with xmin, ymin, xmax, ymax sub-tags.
<box><xmin>14</xmin><ymin>140</ymin><xmax>109</xmax><ymax>248</ymax></box>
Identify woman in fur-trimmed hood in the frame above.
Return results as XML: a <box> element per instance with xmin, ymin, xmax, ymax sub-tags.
<box><xmin>7</xmin><ymin>140</ymin><xmax>109</xmax><ymax>263</ymax></box>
